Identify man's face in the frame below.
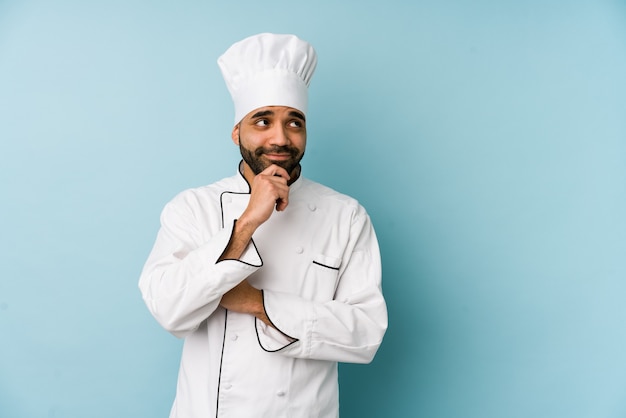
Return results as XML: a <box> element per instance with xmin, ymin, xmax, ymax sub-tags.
<box><xmin>232</xmin><ymin>106</ymin><xmax>307</xmax><ymax>176</ymax></box>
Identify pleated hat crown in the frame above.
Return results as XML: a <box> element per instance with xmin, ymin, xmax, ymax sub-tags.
<box><xmin>218</xmin><ymin>33</ymin><xmax>317</xmax><ymax>124</ymax></box>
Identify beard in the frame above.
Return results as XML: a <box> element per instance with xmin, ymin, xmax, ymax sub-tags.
<box><xmin>239</xmin><ymin>142</ymin><xmax>304</xmax><ymax>176</ymax></box>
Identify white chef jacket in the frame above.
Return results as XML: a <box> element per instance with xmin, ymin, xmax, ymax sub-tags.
<box><xmin>139</xmin><ymin>164</ymin><xmax>387</xmax><ymax>418</ymax></box>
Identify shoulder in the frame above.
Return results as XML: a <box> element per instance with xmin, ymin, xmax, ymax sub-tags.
<box><xmin>163</xmin><ymin>174</ymin><xmax>242</xmax><ymax>213</ymax></box>
<box><xmin>298</xmin><ymin>178</ymin><xmax>368</xmax><ymax>219</ymax></box>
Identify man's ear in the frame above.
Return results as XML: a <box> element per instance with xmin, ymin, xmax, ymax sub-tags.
<box><xmin>231</xmin><ymin>124</ymin><xmax>240</xmax><ymax>145</ymax></box>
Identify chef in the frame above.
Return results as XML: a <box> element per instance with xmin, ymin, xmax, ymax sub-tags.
<box><xmin>139</xmin><ymin>32</ymin><xmax>388</xmax><ymax>418</ymax></box>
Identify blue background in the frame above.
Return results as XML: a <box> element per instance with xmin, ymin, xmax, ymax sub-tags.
<box><xmin>1</xmin><ymin>0</ymin><xmax>626</xmax><ymax>417</ymax></box>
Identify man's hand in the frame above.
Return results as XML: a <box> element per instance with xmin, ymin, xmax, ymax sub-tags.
<box><xmin>239</xmin><ymin>164</ymin><xmax>291</xmax><ymax>230</ymax></box>
<box><xmin>220</xmin><ymin>280</ymin><xmax>272</xmax><ymax>326</ymax></box>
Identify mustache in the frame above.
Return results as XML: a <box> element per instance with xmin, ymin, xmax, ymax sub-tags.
<box><xmin>254</xmin><ymin>145</ymin><xmax>299</xmax><ymax>157</ymax></box>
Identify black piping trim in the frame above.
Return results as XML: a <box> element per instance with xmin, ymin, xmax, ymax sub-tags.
<box><xmin>312</xmin><ymin>260</ymin><xmax>340</xmax><ymax>270</ymax></box>
<box><xmin>215</xmin><ymin>310</ymin><xmax>228</xmax><ymax>417</ymax></box>
<box><xmin>255</xmin><ymin>289</ymin><xmax>299</xmax><ymax>353</ymax></box>
<box><xmin>213</xmin><ymin>163</ymin><xmax>257</xmax><ymax>415</ymax></box>
<box><xmin>216</xmin><ymin>219</ymin><xmax>264</xmax><ymax>267</ymax></box>
<box><xmin>219</xmin><ymin>191</ymin><xmax>251</xmax><ymax>229</ymax></box>
<box><xmin>219</xmin><ymin>161</ymin><xmax>252</xmax><ymax>229</ymax></box>
<box><xmin>238</xmin><ymin>160</ymin><xmax>252</xmax><ymax>192</ymax></box>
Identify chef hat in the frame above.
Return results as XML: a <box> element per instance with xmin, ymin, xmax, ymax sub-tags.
<box><xmin>218</xmin><ymin>33</ymin><xmax>318</xmax><ymax>125</ymax></box>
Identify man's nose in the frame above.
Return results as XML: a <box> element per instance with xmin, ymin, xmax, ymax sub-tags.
<box><xmin>269</xmin><ymin>125</ymin><xmax>289</xmax><ymax>146</ymax></box>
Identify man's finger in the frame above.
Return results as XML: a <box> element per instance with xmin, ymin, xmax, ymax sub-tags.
<box><xmin>275</xmin><ymin>197</ymin><xmax>288</xmax><ymax>212</ymax></box>
<box><xmin>263</xmin><ymin>164</ymin><xmax>290</xmax><ymax>180</ymax></box>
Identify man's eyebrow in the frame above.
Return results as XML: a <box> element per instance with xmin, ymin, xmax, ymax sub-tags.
<box><xmin>289</xmin><ymin>111</ymin><xmax>306</xmax><ymax>122</ymax></box>
<box><xmin>251</xmin><ymin>110</ymin><xmax>274</xmax><ymax>118</ymax></box>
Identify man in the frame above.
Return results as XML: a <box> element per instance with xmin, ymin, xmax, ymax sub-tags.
<box><xmin>139</xmin><ymin>33</ymin><xmax>387</xmax><ymax>418</ymax></box>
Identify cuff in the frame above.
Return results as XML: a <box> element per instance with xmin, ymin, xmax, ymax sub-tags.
<box><xmin>255</xmin><ymin>290</ymin><xmax>298</xmax><ymax>352</ymax></box>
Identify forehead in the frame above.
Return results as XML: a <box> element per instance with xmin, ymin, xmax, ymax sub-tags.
<box><xmin>244</xmin><ymin>106</ymin><xmax>306</xmax><ymax>121</ymax></box>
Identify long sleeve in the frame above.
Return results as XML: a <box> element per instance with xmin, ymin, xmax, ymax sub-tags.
<box><xmin>255</xmin><ymin>206</ymin><xmax>387</xmax><ymax>364</ymax></box>
<box><xmin>138</xmin><ymin>192</ymin><xmax>262</xmax><ymax>338</ymax></box>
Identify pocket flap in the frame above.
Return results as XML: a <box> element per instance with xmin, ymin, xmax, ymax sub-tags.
<box><xmin>312</xmin><ymin>254</ymin><xmax>341</xmax><ymax>270</ymax></box>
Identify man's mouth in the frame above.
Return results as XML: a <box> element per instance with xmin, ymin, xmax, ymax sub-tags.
<box><xmin>264</xmin><ymin>153</ymin><xmax>291</xmax><ymax>160</ymax></box>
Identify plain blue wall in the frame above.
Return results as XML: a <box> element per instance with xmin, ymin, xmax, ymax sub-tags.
<box><xmin>1</xmin><ymin>0</ymin><xmax>626</xmax><ymax>417</ymax></box>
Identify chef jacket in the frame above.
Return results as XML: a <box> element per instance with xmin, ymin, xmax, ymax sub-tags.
<box><xmin>139</xmin><ymin>164</ymin><xmax>388</xmax><ymax>418</ymax></box>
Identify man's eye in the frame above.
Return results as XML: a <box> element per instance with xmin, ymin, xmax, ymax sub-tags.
<box><xmin>289</xmin><ymin>121</ymin><xmax>303</xmax><ymax>128</ymax></box>
<box><xmin>255</xmin><ymin>119</ymin><xmax>270</xmax><ymax>127</ymax></box>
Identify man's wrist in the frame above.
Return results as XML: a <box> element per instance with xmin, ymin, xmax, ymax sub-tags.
<box><xmin>235</xmin><ymin>214</ymin><xmax>260</xmax><ymax>237</ymax></box>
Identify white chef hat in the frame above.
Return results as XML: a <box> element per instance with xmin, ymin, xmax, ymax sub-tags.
<box><xmin>218</xmin><ymin>33</ymin><xmax>318</xmax><ymax>125</ymax></box>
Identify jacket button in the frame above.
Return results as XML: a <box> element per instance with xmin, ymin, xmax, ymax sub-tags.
<box><xmin>308</xmin><ymin>203</ymin><xmax>316</xmax><ymax>211</ymax></box>
<box><xmin>295</xmin><ymin>246</ymin><xmax>303</xmax><ymax>254</ymax></box>
<box><xmin>276</xmin><ymin>390</ymin><xmax>286</xmax><ymax>397</ymax></box>
<box><xmin>224</xmin><ymin>383</ymin><xmax>232</xmax><ymax>390</ymax></box>
<box><xmin>231</xmin><ymin>334</ymin><xmax>238</xmax><ymax>341</ymax></box>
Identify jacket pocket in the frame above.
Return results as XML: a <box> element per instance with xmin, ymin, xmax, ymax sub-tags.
<box><xmin>302</xmin><ymin>254</ymin><xmax>341</xmax><ymax>302</ymax></box>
